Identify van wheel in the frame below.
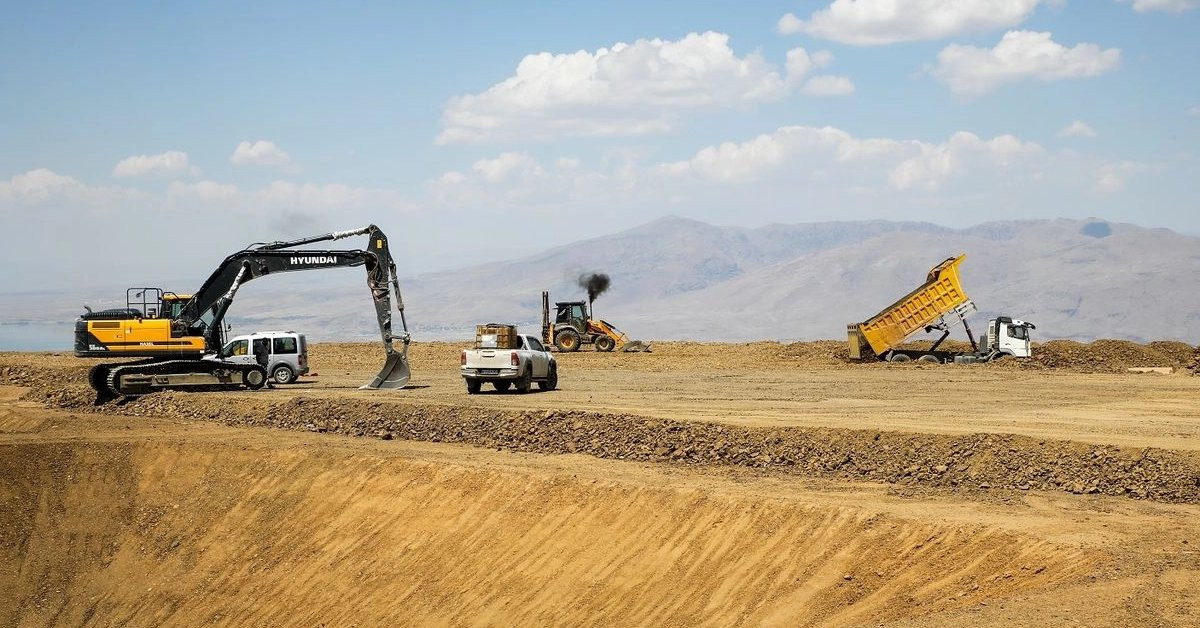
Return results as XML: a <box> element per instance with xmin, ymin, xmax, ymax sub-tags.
<box><xmin>272</xmin><ymin>364</ymin><xmax>295</xmax><ymax>384</ymax></box>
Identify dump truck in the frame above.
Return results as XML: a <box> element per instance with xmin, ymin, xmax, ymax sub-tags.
<box><xmin>540</xmin><ymin>291</ymin><xmax>650</xmax><ymax>352</ymax></box>
<box><xmin>847</xmin><ymin>255</ymin><xmax>1035</xmax><ymax>364</ymax></box>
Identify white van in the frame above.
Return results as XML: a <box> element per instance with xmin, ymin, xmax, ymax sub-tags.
<box><xmin>215</xmin><ymin>331</ymin><xmax>309</xmax><ymax>384</ymax></box>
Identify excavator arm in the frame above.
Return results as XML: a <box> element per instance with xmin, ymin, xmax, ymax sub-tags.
<box><xmin>179</xmin><ymin>225</ymin><xmax>410</xmax><ymax>389</ymax></box>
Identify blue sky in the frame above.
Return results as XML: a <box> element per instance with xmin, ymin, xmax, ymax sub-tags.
<box><xmin>1</xmin><ymin>0</ymin><xmax>1198</xmax><ymax>291</ymax></box>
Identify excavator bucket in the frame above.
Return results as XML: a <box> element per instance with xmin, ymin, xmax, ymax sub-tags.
<box><xmin>620</xmin><ymin>340</ymin><xmax>652</xmax><ymax>352</ymax></box>
<box><xmin>361</xmin><ymin>349</ymin><xmax>411</xmax><ymax>389</ymax></box>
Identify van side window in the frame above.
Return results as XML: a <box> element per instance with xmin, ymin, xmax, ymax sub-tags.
<box><xmin>227</xmin><ymin>340</ymin><xmax>248</xmax><ymax>356</ymax></box>
<box><xmin>273</xmin><ymin>337</ymin><xmax>297</xmax><ymax>354</ymax></box>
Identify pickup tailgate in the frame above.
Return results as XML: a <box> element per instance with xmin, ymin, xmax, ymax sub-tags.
<box><xmin>464</xmin><ymin>349</ymin><xmax>515</xmax><ymax>372</ymax></box>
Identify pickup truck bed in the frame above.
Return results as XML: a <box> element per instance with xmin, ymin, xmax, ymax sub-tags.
<box><xmin>461</xmin><ymin>333</ymin><xmax>558</xmax><ymax>394</ymax></box>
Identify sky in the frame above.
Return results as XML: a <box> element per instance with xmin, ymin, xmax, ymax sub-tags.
<box><xmin>1</xmin><ymin>0</ymin><xmax>1198</xmax><ymax>293</ymax></box>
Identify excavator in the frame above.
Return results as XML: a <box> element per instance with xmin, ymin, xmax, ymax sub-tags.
<box><xmin>75</xmin><ymin>225</ymin><xmax>411</xmax><ymax>402</ymax></box>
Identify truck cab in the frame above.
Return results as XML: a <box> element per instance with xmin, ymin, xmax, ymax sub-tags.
<box><xmin>981</xmin><ymin>318</ymin><xmax>1036</xmax><ymax>359</ymax></box>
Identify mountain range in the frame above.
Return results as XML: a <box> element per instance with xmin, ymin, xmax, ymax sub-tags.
<box><xmin>225</xmin><ymin>216</ymin><xmax>1200</xmax><ymax>344</ymax></box>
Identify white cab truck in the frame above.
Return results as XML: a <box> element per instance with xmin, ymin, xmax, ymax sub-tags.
<box><xmin>460</xmin><ymin>329</ymin><xmax>558</xmax><ymax>394</ymax></box>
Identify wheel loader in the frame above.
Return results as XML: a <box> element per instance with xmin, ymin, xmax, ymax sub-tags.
<box><xmin>540</xmin><ymin>291</ymin><xmax>650</xmax><ymax>353</ymax></box>
<box><xmin>75</xmin><ymin>225</ymin><xmax>411</xmax><ymax>402</ymax></box>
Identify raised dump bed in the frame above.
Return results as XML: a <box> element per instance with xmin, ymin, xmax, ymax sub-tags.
<box><xmin>848</xmin><ymin>255</ymin><xmax>971</xmax><ymax>360</ymax></box>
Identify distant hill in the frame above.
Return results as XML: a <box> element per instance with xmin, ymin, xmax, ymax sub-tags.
<box><xmin>224</xmin><ymin>216</ymin><xmax>1200</xmax><ymax>344</ymax></box>
<box><xmin>5</xmin><ymin>216</ymin><xmax>1199</xmax><ymax>346</ymax></box>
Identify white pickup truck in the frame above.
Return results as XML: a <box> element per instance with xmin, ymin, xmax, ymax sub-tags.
<box><xmin>460</xmin><ymin>333</ymin><xmax>558</xmax><ymax>394</ymax></box>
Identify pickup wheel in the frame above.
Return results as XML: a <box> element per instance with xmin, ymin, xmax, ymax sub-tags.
<box><xmin>554</xmin><ymin>329</ymin><xmax>581</xmax><ymax>352</ymax></box>
<box><xmin>515</xmin><ymin>367</ymin><xmax>532</xmax><ymax>394</ymax></box>
<box><xmin>538</xmin><ymin>363</ymin><xmax>558</xmax><ymax>391</ymax></box>
<box><xmin>466</xmin><ymin>379</ymin><xmax>482</xmax><ymax>394</ymax></box>
<box><xmin>595</xmin><ymin>336</ymin><xmax>615</xmax><ymax>352</ymax></box>
<box><xmin>494</xmin><ymin>381</ymin><xmax>512</xmax><ymax>392</ymax></box>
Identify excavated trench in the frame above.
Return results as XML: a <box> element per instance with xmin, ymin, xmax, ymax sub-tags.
<box><xmin>1</xmin><ymin>438</ymin><xmax>1097</xmax><ymax>626</ymax></box>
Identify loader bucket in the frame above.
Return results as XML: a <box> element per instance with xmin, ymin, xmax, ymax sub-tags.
<box><xmin>361</xmin><ymin>350</ymin><xmax>411</xmax><ymax>389</ymax></box>
<box><xmin>621</xmin><ymin>340</ymin><xmax>652</xmax><ymax>353</ymax></box>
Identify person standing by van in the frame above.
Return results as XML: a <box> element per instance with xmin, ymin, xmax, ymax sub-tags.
<box><xmin>253</xmin><ymin>338</ymin><xmax>274</xmax><ymax>388</ymax></box>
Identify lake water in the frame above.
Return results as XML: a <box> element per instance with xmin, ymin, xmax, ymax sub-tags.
<box><xmin>0</xmin><ymin>322</ymin><xmax>73</xmax><ymax>351</ymax></box>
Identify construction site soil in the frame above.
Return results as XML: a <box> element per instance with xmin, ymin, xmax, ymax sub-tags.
<box><xmin>3</xmin><ymin>339</ymin><xmax>1200</xmax><ymax>625</ymax></box>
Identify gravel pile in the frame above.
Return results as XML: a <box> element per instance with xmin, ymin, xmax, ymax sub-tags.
<box><xmin>92</xmin><ymin>392</ymin><xmax>1200</xmax><ymax>505</ymax></box>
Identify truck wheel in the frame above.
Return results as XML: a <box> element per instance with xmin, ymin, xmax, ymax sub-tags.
<box><xmin>494</xmin><ymin>381</ymin><xmax>511</xmax><ymax>392</ymax></box>
<box><xmin>888</xmin><ymin>353</ymin><xmax>912</xmax><ymax>363</ymax></box>
<box><xmin>538</xmin><ymin>364</ymin><xmax>558</xmax><ymax>391</ymax></box>
<box><xmin>515</xmin><ymin>367</ymin><xmax>532</xmax><ymax>394</ymax></box>
<box><xmin>554</xmin><ymin>329</ymin><xmax>581</xmax><ymax>352</ymax></box>
<box><xmin>595</xmin><ymin>336</ymin><xmax>615</xmax><ymax>352</ymax></box>
<box><xmin>917</xmin><ymin>355</ymin><xmax>939</xmax><ymax>364</ymax></box>
<box><xmin>466</xmin><ymin>379</ymin><xmax>481</xmax><ymax>394</ymax></box>
<box><xmin>243</xmin><ymin>366</ymin><xmax>268</xmax><ymax>389</ymax></box>
<box><xmin>272</xmin><ymin>364</ymin><xmax>295</xmax><ymax>384</ymax></box>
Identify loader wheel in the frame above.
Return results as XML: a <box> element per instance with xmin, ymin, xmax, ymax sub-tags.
<box><xmin>515</xmin><ymin>367</ymin><xmax>532</xmax><ymax>394</ymax></box>
<box><xmin>243</xmin><ymin>366</ymin><xmax>268</xmax><ymax>390</ymax></box>
<box><xmin>888</xmin><ymin>353</ymin><xmax>912</xmax><ymax>363</ymax></box>
<box><xmin>595</xmin><ymin>336</ymin><xmax>616</xmax><ymax>352</ymax></box>
<box><xmin>466</xmin><ymin>379</ymin><xmax>481</xmax><ymax>394</ymax></box>
<box><xmin>272</xmin><ymin>364</ymin><xmax>295</xmax><ymax>384</ymax></box>
<box><xmin>538</xmin><ymin>364</ymin><xmax>558</xmax><ymax>391</ymax></box>
<box><xmin>554</xmin><ymin>329</ymin><xmax>581</xmax><ymax>352</ymax></box>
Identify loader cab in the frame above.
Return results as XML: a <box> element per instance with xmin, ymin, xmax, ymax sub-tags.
<box><xmin>554</xmin><ymin>301</ymin><xmax>589</xmax><ymax>333</ymax></box>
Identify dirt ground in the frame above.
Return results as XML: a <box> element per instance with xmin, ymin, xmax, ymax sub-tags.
<box><xmin>3</xmin><ymin>340</ymin><xmax>1200</xmax><ymax>625</ymax></box>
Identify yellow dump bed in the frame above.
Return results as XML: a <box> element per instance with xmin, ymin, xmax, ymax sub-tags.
<box><xmin>848</xmin><ymin>255</ymin><xmax>971</xmax><ymax>359</ymax></box>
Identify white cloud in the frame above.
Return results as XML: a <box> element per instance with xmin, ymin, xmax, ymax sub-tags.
<box><xmin>112</xmin><ymin>150</ymin><xmax>198</xmax><ymax>178</ymax></box>
<box><xmin>784</xmin><ymin>47</ymin><xmax>834</xmax><ymax>85</ymax></box>
<box><xmin>230</xmin><ymin>140</ymin><xmax>291</xmax><ymax>166</ymax></box>
<box><xmin>0</xmin><ymin>168</ymin><xmax>140</xmax><ymax>207</ymax></box>
<box><xmin>889</xmin><ymin>132</ymin><xmax>1043</xmax><ymax>190</ymax></box>
<box><xmin>472</xmin><ymin>152</ymin><xmax>544</xmax><ymax>182</ymax></box>
<box><xmin>1118</xmin><ymin>0</ymin><xmax>1199</xmax><ymax>12</ymax></box>
<box><xmin>168</xmin><ymin>180</ymin><xmax>239</xmax><ymax>202</ymax></box>
<box><xmin>1095</xmin><ymin>161</ymin><xmax>1151</xmax><ymax>192</ymax></box>
<box><xmin>932</xmin><ymin>31</ymin><xmax>1120</xmax><ymax>97</ymax></box>
<box><xmin>657</xmin><ymin>125</ymin><xmax>1042</xmax><ymax>191</ymax></box>
<box><xmin>438</xmin><ymin>32</ymin><xmax>789</xmax><ymax>144</ymax></box>
<box><xmin>1189</xmin><ymin>105</ymin><xmax>1200</xmax><ymax>117</ymax></box>
<box><xmin>1058</xmin><ymin>120</ymin><xmax>1098</xmax><ymax>138</ymax></box>
<box><xmin>801</xmin><ymin>75</ymin><xmax>856</xmax><ymax>96</ymax></box>
<box><xmin>777</xmin><ymin>0</ymin><xmax>1044</xmax><ymax>45</ymax></box>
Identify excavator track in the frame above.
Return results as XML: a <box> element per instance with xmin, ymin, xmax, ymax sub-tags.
<box><xmin>91</xmin><ymin>359</ymin><xmax>268</xmax><ymax>404</ymax></box>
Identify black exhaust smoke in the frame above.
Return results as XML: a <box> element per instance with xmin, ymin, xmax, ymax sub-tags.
<box><xmin>578</xmin><ymin>272</ymin><xmax>610</xmax><ymax>314</ymax></box>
